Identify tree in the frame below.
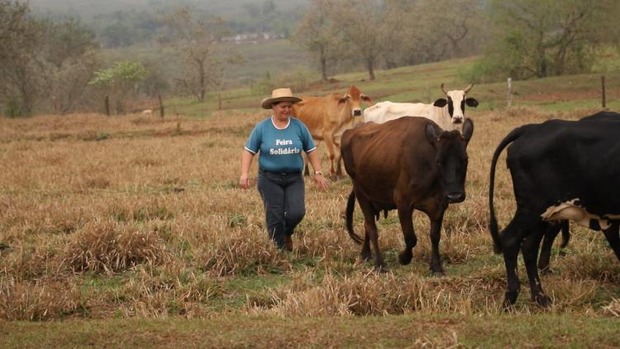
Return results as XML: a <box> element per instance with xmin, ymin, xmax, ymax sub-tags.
<box><xmin>381</xmin><ymin>0</ymin><xmax>486</xmax><ymax>69</ymax></box>
<box><xmin>292</xmin><ymin>0</ymin><xmax>344</xmax><ymax>81</ymax></box>
<box><xmin>89</xmin><ymin>61</ymin><xmax>148</xmax><ymax>114</ymax></box>
<box><xmin>0</xmin><ymin>1</ymin><xmax>101</xmax><ymax>116</ymax></box>
<box><xmin>0</xmin><ymin>2</ymin><xmax>41</xmax><ymax>116</ymax></box>
<box><xmin>158</xmin><ymin>6</ymin><xmax>242</xmax><ymax>101</ymax></box>
<box><xmin>479</xmin><ymin>0</ymin><xmax>620</xmax><ymax>81</ymax></box>
<box><xmin>330</xmin><ymin>0</ymin><xmax>387</xmax><ymax>81</ymax></box>
<box><xmin>37</xmin><ymin>18</ymin><xmax>101</xmax><ymax>114</ymax></box>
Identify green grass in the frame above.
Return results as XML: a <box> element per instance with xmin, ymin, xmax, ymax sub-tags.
<box><xmin>169</xmin><ymin>55</ymin><xmax>620</xmax><ymax>118</ymax></box>
<box><xmin>3</xmin><ymin>313</ymin><xmax>619</xmax><ymax>348</ymax></box>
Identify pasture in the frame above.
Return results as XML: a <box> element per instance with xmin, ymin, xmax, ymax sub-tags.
<box><xmin>1</xmin><ymin>103</ymin><xmax>619</xmax><ymax>347</ymax></box>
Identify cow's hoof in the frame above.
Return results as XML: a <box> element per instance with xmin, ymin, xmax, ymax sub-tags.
<box><xmin>430</xmin><ymin>265</ymin><xmax>444</xmax><ymax>276</ymax></box>
<box><xmin>374</xmin><ymin>265</ymin><xmax>389</xmax><ymax>273</ymax></box>
<box><xmin>534</xmin><ymin>293</ymin><xmax>552</xmax><ymax>307</ymax></box>
<box><xmin>501</xmin><ymin>301</ymin><xmax>516</xmax><ymax>312</ymax></box>
<box><xmin>539</xmin><ymin>267</ymin><xmax>553</xmax><ymax>275</ymax></box>
<box><xmin>398</xmin><ymin>251</ymin><xmax>413</xmax><ymax>265</ymax></box>
<box><xmin>504</xmin><ymin>291</ymin><xmax>519</xmax><ymax>308</ymax></box>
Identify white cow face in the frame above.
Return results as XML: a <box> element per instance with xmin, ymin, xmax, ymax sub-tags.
<box><xmin>433</xmin><ymin>84</ymin><xmax>479</xmax><ymax>124</ymax></box>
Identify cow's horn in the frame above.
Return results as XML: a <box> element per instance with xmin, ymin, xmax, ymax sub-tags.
<box><xmin>440</xmin><ymin>83</ymin><xmax>447</xmax><ymax>95</ymax></box>
<box><xmin>464</xmin><ymin>83</ymin><xmax>474</xmax><ymax>94</ymax></box>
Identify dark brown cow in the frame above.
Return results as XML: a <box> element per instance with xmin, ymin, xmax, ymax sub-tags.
<box><xmin>292</xmin><ymin>85</ymin><xmax>372</xmax><ymax>177</ymax></box>
<box><xmin>341</xmin><ymin>117</ymin><xmax>474</xmax><ymax>274</ymax></box>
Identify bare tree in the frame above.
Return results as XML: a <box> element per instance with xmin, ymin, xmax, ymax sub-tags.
<box><xmin>292</xmin><ymin>0</ymin><xmax>344</xmax><ymax>81</ymax></box>
<box><xmin>0</xmin><ymin>2</ymin><xmax>101</xmax><ymax>116</ymax></box>
<box><xmin>381</xmin><ymin>0</ymin><xmax>486</xmax><ymax>68</ymax></box>
<box><xmin>331</xmin><ymin>0</ymin><xmax>387</xmax><ymax>81</ymax></box>
<box><xmin>37</xmin><ymin>18</ymin><xmax>101</xmax><ymax>114</ymax></box>
<box><xmin>0</xmin><ymin>2</ymin><xmax>41</xmax><ymax>116</ymax></box>
<box><xmin>158</xmin><ymin>6</ymin><xmax>241</xmax><ymax>101</ymax></box>
<box><xmin>482</xmin><ymin>0</ymin><xmax>620</xmax><ymax>80</ymax></box>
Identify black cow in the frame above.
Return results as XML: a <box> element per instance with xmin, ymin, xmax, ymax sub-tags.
<box><xmin>489</xmin><ymin>112</ymin><xmax>620</xmax><ymax>307</ymax></box>
<box><xmin>341</xmin><ymin>117</ymin><xmax>474</xmax><ymax>274</ymax></box>
<box><xmin>537</xmin><ymin>111</ymin><xmax>620</xmax><ymax>273</ymax></box>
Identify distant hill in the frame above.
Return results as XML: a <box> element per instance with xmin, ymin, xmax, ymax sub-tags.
<box><xmin>27</xmin><ymin>0</ymin><xmax>314</xmax><ymax>86</ymax></box>
<box><xmin>28</xmin><ymin>0</ymin><xmax>309</xmax><ymax>19</ymax></box>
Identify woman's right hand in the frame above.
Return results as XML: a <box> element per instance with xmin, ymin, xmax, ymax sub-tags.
<box><xmin>239</xmin><ymin>174</ymin><xmax>250</xmax><ymax>189</ymax></box>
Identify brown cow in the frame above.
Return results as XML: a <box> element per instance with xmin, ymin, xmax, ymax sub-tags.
<box><xmin>341</xmin><ymin>117</ymin><xmax>474</xmax><ymax>274</ymax></box>
<box><xmin>292</xmin><ymin>85</ymin><xmax>372</xmax><ymax>177</ymax></box>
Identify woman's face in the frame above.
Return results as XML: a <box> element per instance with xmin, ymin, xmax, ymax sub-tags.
<box><xmin>273</xmin><ymin>102</ymin><xmax>293</xmax><ymax>119</ymax></box>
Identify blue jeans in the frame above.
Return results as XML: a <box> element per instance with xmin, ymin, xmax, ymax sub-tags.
<box><xmin>257</xmin><ymin>171</ymin><xmax>305</xmax><ymax>249</ymax></box>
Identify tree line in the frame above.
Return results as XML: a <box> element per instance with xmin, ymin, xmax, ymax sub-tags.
<box><xmin>1</xmin><ymin>0</ymin><xmax>620</xmax><ymax>117</ymax></box>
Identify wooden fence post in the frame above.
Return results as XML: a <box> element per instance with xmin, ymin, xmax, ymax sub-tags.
<box><xmin>105</xmin><ymin>96</ymin><xmax>110</xmax><ymax>116</ymax></box>
<box><xmin>158</xmin><ymin>94</ymin><xmax>165</xmax><ymax>118</ymax></box>
<box><xmin>601</xmin><ymin>75</ymin><xmax>606</xmax><ymax>109</ymax></box>
<box><xmin>507</xmin><ymin>77</ymin><xmax>512</xmax><ymax>109</ymax></box>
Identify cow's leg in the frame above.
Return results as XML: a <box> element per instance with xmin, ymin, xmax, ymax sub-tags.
<box><xmin>500</xmin><ymin>213</ymin><xmax>529</xmax><ymax>308</ymax></box>
<box><xmin>334</xmin><ymin>148</ymin><xmax>344</xmax><ymax>177</ymax></box>
<box><xmin>396</xmin><ymin>206</ymin><xmax>416</xmax><ymax>266</ymax></box>
<box><xmin>357</xmin><ymin>198</ymin><xmax>382</xmax><ymax>269</ymax></box>
<box><xmin>428</xmin><ymin>212</ymin><xmax>446</xmax><ymax>276</ymax></box>
<box><xmin>522</xmin><ymin>223</ymin><xmax>551</xmax><ymax>307</ymax></box>
<box><xmin>538</xmin><ymin>222</ymin><xmax>564</xmax><ymax>274</ymax></box>
<box><xmin>602</xmin><ymin>223</ymin><xmax>620</xmax><ymax>261</ymax></box>
<box><xmin>333</xmin><ymin>136</ymin><xmax>344</xmax><ymax>177</ymax></box>
<box><xmin>363</xmin><ymin>216</ymin><xmax>384</xmax><ymax>271</ymax></box>
<box><xmin>322</xmin><ymin>132</ymin><xmax>337</xmax><ymax>177</ymax></box>
<box><xmin>359</xmin><ymin>227</ymin><xmax>371</xmax><ymax>262</ymax></box>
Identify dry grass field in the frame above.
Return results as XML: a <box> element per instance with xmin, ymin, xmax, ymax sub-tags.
<box><xmin>1</xmin><ymin>106</ymin><xmax>620</xmax><ymax>347</ymax></box>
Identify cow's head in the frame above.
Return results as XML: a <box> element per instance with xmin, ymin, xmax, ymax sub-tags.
<box><xmin>339</xmin><ymin>85</ymin><xmax>372</xmax><ymax>117</ymax></box>
<box><xmin>433</xmin><ymin>83</ymin><xmax>478</xmax><ymax>125</ymax></box>
<box><xmin>426</xmin><ymin>118</ymin><xmax>474</xmax><ymax>203</ymax></box>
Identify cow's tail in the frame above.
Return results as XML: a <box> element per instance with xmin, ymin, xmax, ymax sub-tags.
<box><xmin>489</xmin><ymin>125</ymin><xmax>529</xmax><ymax>254</ymax></box>
<box><xmin>346</xmin><ymin>190</ymin><xmax>363</xmax><ymax>244</ymax></box>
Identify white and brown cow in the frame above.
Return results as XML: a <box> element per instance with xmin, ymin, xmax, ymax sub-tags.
<box><xmin>362</xmin><ymin>84</ymin><xmax>478</xmax><ymax>132</ymax></box>
<box><xmin>292</xmin><ymin>85</ymin><xmax>372</xmax><ymax>177</ymax></box>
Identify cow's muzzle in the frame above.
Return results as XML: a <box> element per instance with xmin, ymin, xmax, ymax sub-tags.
<box><xmin>446</xmin><ymin>192</ymin><xmax>465</xmax><ymax>203</ymax></box>
<box><xmin>352</xmin><ymin>109</ymin><xmax>362</xmax><ymax>117</ymax></box>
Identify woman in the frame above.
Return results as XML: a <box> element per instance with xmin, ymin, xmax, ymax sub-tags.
<box><xmin>239</xmin><ymin>88</ymin><xmax>328</xmax><ymax>251</ymax></box>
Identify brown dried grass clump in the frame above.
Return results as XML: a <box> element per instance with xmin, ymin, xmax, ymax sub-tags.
<box><xmin>61</xmin><ymin>220</ymin><xmax>170</xmax><ymax>273</ymax></box>
<box><xmin>249</xmin><ymin>271</ymin><xmax>501</xmax><ymax>317</ymax></box>
<box><xmin>0</xmin><ymin>277</ymin><xmax>86</xmax><ymax>320</ymax></box>
<box><xmin>1</xmin><ymin>234</ymin><xmax>68</xmax><ymax>279</ymax></box>
<box><xmin>196</xmin><ymin>226</ymin><xmax>293</xmax><ymax>277</ymax></box>
<box><xmin>114</xmin><ymin>266</ymin><xmax>221</xmax><ymax>318</ymax></box>
<box><xmin>602</xmin><ymin>298</ymin><xmax>620</xmax><ymax>317</ymax></box>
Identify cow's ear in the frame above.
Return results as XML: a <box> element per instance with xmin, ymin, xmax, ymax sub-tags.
<box><xmin>362</xmin><ymin>94</ymin><xmax>372</xmax><ymax>104</ymax></box>
<box><xmin>462</xmin><ymin>118</ymin><xmax>474</xmax><ymax>143</ymax></box>
<box><xmin>425</xmin><ymin>123</ymin><xmax>440</xmax><ymax>143</ymax></box>
<box><xmin>433</xmin><ymin>98</ymin><xmax>448</xmax><ymax>108</ymax></box>
<box><xmin>465</xmin><ymin>98</ymin><xmax>478</xmax><ymax>108</ymax></box>
<box><xmin>338</xmin><ymin>95</ymin><xmax>350</xmax><ymax>105</ymax></box>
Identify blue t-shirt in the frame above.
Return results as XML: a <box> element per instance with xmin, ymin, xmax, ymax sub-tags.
<box><xmin>244</xmin><ymin>116</ymin><xmax>317</xmax><ymax>173</ymax></box>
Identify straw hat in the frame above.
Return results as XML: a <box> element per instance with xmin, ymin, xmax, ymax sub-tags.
<box><xmin>261</xmin><ymin>88</ymin><xmax>302</xmax><ymax>109</ymax></box>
